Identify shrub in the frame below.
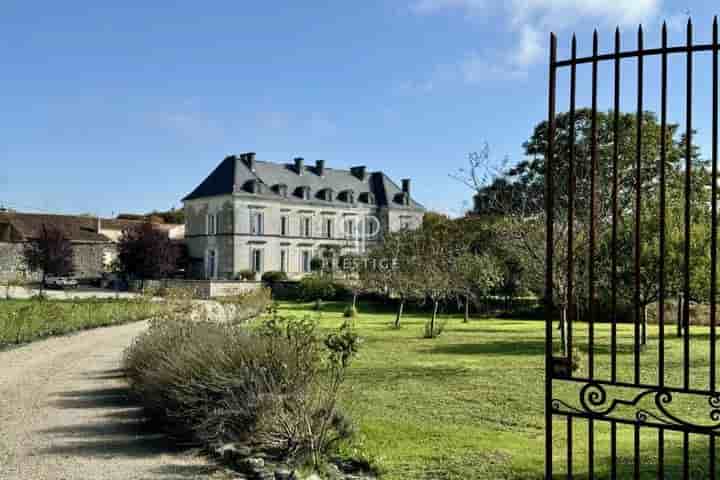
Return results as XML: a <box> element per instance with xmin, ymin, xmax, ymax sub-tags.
<box><xmin>343</xmin><ymin>305</ymin><xmax>357</xmax><ymax>318</ymax></box>
<box><xmin>216</xmin><ymin>287</ymin><xmax>273</xmax><ymax>323</ymax></box>
<box><xmin>261</xmin><ymin>271</ymin><xmax>288</xmax><ymax>284</ymax></box>
<box><xmin>298</xmin><ymin>275</ymin><xmax>336</xmax><ymax>301</ymax></box>
<box><xmin>123</xmin><ymin>309</ymin><xmax>360</xmax><ymax>468</ymax></box>
<box><xmin>310</xmin><ymin>256</ymin><xmax>323</xmax><ymax>272</ymax></box>
<box><xmin>237</xmin><ymin>270</ymin><xmax>257</xmax><ymax>281</ymax></box>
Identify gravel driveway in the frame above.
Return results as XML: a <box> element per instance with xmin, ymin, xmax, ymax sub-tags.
<box><xmin>0</xmin><ymin>320</ymin><xmax>228</xmax><ymax>480</ymax></box>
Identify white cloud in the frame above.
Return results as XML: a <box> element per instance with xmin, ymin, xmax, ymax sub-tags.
<box><xmin>508</xmin><ymin>0</ymin><xmax>659</xmax><ymax>29</ymax></box>
<box><xmin>409</xmin><ymin>0</ymin><xmax>661</xmax><ymax>71</ymax></box>
<box><xmin>509</xmin><ymin>24</ymin><xmax>543</xmax><ymax>67</ymax></box>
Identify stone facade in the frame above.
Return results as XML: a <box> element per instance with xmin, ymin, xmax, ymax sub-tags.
<box><xmin>182</xmin><ymin>153</ymin><xmax>425</xmax><ymax>280</ymax></box>
<box><xmin>0</xmin><ymin>241</ymin><xmax>115</xmax><ymax>283</ymax></box>
<box><xmin>184</xmin><ymin>194</ymin><xmax>423</xmax><ymax>280</ymax></box>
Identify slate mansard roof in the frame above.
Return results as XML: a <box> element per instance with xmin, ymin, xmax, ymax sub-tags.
<box><xmin>182</xmin><ymin>153</ymin><xmax>425</xmax><ymax>211</ymax></box>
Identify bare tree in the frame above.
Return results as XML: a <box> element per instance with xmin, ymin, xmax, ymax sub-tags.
<box><xmin>22</xmin><ymin>225</ymin><xmax>74</xmax><ymax>293</ymax></box>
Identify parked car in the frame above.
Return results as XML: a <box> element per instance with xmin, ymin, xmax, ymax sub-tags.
<box><xmin>44</xmin><ymin>275</ymin><xmax>79</xmax><ymax>289</ymax></box>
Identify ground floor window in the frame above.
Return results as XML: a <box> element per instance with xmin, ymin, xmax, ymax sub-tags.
<box><xmin>301</xmin><ymin>249</ymin><xmax>312</xmax><ymax>273</ymax></box>
<box><xmin>251</xmin><ymin>248</ymin><xmax>264</xmax><ymax>273</ymax></box>
<box><xmin>206</xmin><ymin>249</ymin><xmax>216</xmax><ymax>279</ymax></box>
<box><xmin>280</xmin><ymin>248</ymin><xmax>289</xmax><ymax>273</ymax></box>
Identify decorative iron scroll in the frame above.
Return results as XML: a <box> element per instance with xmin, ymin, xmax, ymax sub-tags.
<box><xmin>552</xmin><ymin>382</ymin><xmax>720</xmax><ymax>432</ymax></box>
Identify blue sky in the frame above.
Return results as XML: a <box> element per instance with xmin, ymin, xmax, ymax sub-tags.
<box><xmin>1</xmin><ymin>1</ymin><xmax>718</xmax><ymax>218</ymax></box>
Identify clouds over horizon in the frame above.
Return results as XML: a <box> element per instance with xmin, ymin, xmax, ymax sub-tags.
<box><xmin>406</xmin><ymin>0</ymin><xmax>661</xmax><ymax>90</ymax></box>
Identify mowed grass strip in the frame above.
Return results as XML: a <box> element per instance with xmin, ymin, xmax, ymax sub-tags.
<box><xmin>276</xmin><ymin>301</ymin><xmax>720</xmax><ymax>479</ymax></box>
<box><xmin>0</xmin><ymin>298</ymin><xmax>163</xmax><ymax>347</ymax></box>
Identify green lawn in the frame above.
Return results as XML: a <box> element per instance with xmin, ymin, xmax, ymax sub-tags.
<box><xmin>277</xmin><ymin>301</ymin><xmax>720</xmax><ymax>479</ymax></box>
<box><xmin>0</xmin><ymin>297</ymin><xmax>163</xmax><ymax>347</ymax></box>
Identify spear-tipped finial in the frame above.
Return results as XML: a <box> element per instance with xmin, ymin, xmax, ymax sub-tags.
<box><xmin>593</xmin><ymin>29</ymin><xmax>598</xmax><ymax>54</ymax></box>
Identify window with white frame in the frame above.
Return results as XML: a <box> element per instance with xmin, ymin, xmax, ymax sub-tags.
<box><xmin>365</xmin><ymin>216</ymin><xmax>379</xmax><ymax>237</ymax></box>
<box><xmin>280</xmin><ymin>215</ymin><xmax>289</xmax><ymax>236</ymax></box>
<box><xmin>344</xmin><ymin>218</ymin><xmax>356</xmax><ymax>238</ymax></box>
<box><xmin>301</xmin><ymin>249</ymin><xmax>312</xmax><ymax>273</ymax></box>
<box><xmin>323</xmin><ymin>218</ymin><xmax>333</xmax><ymax>239</ymax></box>
<box><xmin>280</xmin><ymin>248</ymin><xmax>289</xmax><ymax>273</ymax></box>
<box><xmin>301</xmin><ymin>216</ymin><xmax>312</xmax><ymax>237</ymax></box>
<box><xmin>250</xmin><ymin>211</ymin><xmax>264</xmax><ymax>235</ymax></box>
<box><xmin>251</xmin><ymin>248</ymin><xmax>264</xmax><ymax>273</ymax></box>
<box><xmin>207</xmin><ymin>213</ymin><xmax>217</xmax><ymax>235</ymax></box>
<box><xmin>206</xmin><ymin>249</ymin><xmax>216</xmax><ymax>278</ymax></box>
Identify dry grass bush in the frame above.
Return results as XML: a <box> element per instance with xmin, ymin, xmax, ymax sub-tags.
<box><xmin>123</xmin><ymin>304</ymin><xmax>359</xmax><ymax>467</ymax></box>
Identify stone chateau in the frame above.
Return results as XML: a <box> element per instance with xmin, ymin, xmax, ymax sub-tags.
<box><xmin>183</xmin><ymin>152</ymin><xmax>425</xmax><ymax>279</ymax></box>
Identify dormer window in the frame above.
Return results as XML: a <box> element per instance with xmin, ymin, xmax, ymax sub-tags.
<box><xmin>318</xmin><ymin>188</ymin><xmax>334</xmax><ymax>202</ymax></box>
<box><xmin>245</xmin><ymin>180</ymin><xmax>264</xmax><ymax>194</ymax></box>
<box><xmin>395</xmin><ymin>192</ymin><xmax>410</xmax><ymax>206</ymax></box>
<box><xmin>295</xmin><ymin>186</ymin><xmax>311</xmax><ymax>200</ymax></box>
<box><xmin>359</xmin><ymin>192</ymin><xmax>375</xmax><ymax>204</ymax></box>
<box><xmin>339</xmin><ymin>190</ymin><xmax>355</xmax><ymax>203</ymax></box>
<box><xmin>274</xmin><ymin>184</ymin><xmax>288</xmax><ymax>197</ymax></box>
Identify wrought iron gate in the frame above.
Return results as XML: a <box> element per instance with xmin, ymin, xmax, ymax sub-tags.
<box><xmin>545</xmin><ymin>18</ymin><xmax>720</xmax><ymax>478</ymax></box>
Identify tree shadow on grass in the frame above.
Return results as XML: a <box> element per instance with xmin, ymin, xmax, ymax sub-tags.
<box><xmin>429</xmin><ymin>340</ymin><xmax>546</xmax><ymax>356</ymax></box>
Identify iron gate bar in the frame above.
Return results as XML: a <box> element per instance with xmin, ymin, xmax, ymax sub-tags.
<box><xmin>659</xmin><ymin>22</ymin><xmax>667</xmax><ymax>391</ymax></box>
<box><xmin>610</xmin><ymin>36</ymin><xmax>620</xmax><ymax>476</ymax></box>
<box><xmin>611</xmin><ymin>421</ymin><xmax>617</xmax><ymax>480</ymax></box>
<box><xmin>560</xmin><ymin>376</ymin><xmax>720</xmax><ymax>396</ymax></box>
<box><xmin>557</xmin><ymin>408</ymin><xmax>720</xmax><ymax>436</ymax></box>
<box><xmin>712</xmin><ymin>17</ymin><xmax>719</xmax><ymax>480</ymax></box>
<box><xmin>684</xmin><ymin>19</ymin><xmax>693</xmax><ymax>399</ymax></box>
<box><xmin>635</xmin><ymin>25</ymin><xmax>644</xmax><ymax>388</ymax></box>
<box><xmin>611</xmin><ymin>27</ymin><xmax>620</xmax><ymax>386</ymax></box>
<box><xmin>658</xmin><ymin>428</ymin><xmax>665</xmax><ymax>480</ymax></box>
<box><xmin>659</xmin><ymin>22</ymin><xmax>668</xmax><ymax>480</ymax></box>
<box><xmin>543</xmin><ymin>31</ymin><xmax>556</xmax><ymax>480</ymax></box>
<box><xmin>634</xmin><ymin>424</ymin><xmax>640</xmax><ymax>479</ymax></box>
<box><xmin>567</xmin><ymin>34</ymin><xmax>577</xmax><ymax>362</ymax></box>
<box><xmin>588</xmin><ymin>29</ymin><xmax>599</xmax><ymax>480</ymax></box>
<box><xmin>567</xmin><ymin>417</ymin><xmax>573</xmax><ymax>480</ymax></box>
<box><xmin>554</xmin><ymin>44</ymin><xmax>719</xmax><ymax>67</ymax></box>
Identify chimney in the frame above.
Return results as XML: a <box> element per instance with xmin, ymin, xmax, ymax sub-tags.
<box><xmin>402</xmin><ymin>178</ymin><xmax>411</xmax><ymax>194</ymax></box>
<box><xmin>316</xmin><ymin>159</ymin><xmax>325</xmax><ymax>176</ymax></box>
<box><xmin>351</xmin><ymin>166</ymin><xmax>367</xmax><ymax>180</ymax></box>
<box><xmin>243</xmin><ymin>152</ymin><xmax>256</xmax><ymax>172</ymax></box>
<box><xmin>294</xmin><ymin>157</ymin><xmax>305</xmax><ymax>175</ymax></box>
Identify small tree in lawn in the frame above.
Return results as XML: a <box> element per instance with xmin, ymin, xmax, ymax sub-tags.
<box><xmin>23</xmin><ymin>225</ymin><xmax>74</xmax><ymax>293</ymax></box>
<box><xmin>379</xmin><ymin>229</ymin><xmax>423</xmax><ymax>328</ymax></box>
<box><xmin>453</xmin><ymin>251</ymin><xmax>501</xmax><ymax>323</ymax></box>
<box><xmin>417</xmin><ymin>218</ymin><xmax>458</xmax><ymax>339</ymax></box>
<box><xmin>117</xmin><ymin>222</ymin><xmax>179</xmax><ymax>288</ymax></box>
<box><xmin>338</xmin><ymin>252</ymin><xmax>371</xmax><ymax>316</ymax></box>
